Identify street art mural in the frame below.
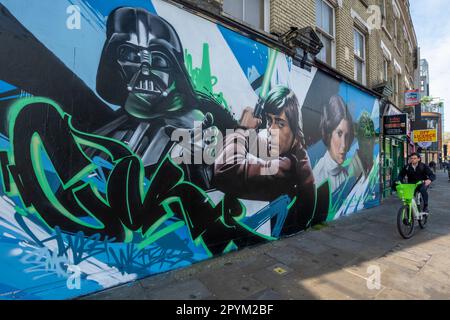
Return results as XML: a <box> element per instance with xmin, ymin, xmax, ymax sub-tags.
<box><xmin>0</xmin><ymin>0</ymin><xmax>380</xmax><ymax>299</ymax></box>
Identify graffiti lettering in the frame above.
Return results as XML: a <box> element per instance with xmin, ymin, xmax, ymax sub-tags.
<box><xmin>1</xmin><ymin>98</ymin><xmax>273</xmax><ymax>257</ymax></box>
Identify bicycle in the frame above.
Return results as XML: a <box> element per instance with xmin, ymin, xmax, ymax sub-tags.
<box><xmin>395</xmin><ymin>181</ymin><xmax>429</xmax><ymax>239</ymax></box>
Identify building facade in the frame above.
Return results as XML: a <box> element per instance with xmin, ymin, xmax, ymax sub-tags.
<box><xmin>420</xmin><ymin>112</ymin><xmax>442</xmax><ymax>164</ymax></box>
<box><xmin>179</xmin><ymin>0</ymin><xmax>419</xmax><ymax>197</ymax></box>
<box><xmin>181</xmin><ymin>0</ymin><xmax>419</xmax><ymax>109</ymax></box>
<box><xmin>420</xmin><ymin>58</ymin><xmax>430</xmax><ymax>98</ymax></box>
<box><xmin>420</xmin><ymin>99</ymin><xmax>445</xmax><ymax>164</ymax></box>
<box><xmin>0</xmin><ymin>0</ymin><xmax>424</xmax><ymax>299</ymax></box>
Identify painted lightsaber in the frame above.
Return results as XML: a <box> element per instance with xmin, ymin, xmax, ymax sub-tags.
<box><xmin>253</xmin><ymin>48</ymin><xmax>279</xmax><ymax>119</ymax></box>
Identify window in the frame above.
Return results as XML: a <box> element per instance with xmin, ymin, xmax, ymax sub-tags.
<box><xmin>393</xmin><ymin>18</ymin><xmax>401</xmax><ymax>50</ymax></box>
<box><xmin>354</xmin><ymin>28</ymin><xmax>366</xmax><ymax>85</ymax></box>
<box><xmin>223</xmin><ymin>0</ymin><xmax>268</xmax><ymax>31</ymax></box>
<box><xmin>381</xmin><ymin>0</ymin><xmax>387</xmax><ymax>28</ymax></box>
<box><xmin>427</xmin><ymin>120</ymin><xmax>436</xmax><ymax>129</ymax></box>
<box><xmin>394</xmin><ymin>18</ymin><xmax>397</xmax><ymax>40</ymax></box>
<box><xmin>383</xmin><ymin>59</ymin><xmax>389</xmax><ymax>82</ymax></box>
<box><xmin>315</xmin><ymin>0</ymin><xmax>335</xmax><ymax>66</ymax></box>
<box><xmin>393</xmin><ymin>74</ymin><xmax>399</xmax><ymax>105</ymax></box>
<box><xmin>381</xmin><ymin>0</ymin><xmax>387</xmax><ymax>19</ymax></box>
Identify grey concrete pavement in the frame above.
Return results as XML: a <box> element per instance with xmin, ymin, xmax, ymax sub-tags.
<box><xmin>81</xmin><ymin>171</ymin><xmax>450</xmax><ymax>300</ymax></box>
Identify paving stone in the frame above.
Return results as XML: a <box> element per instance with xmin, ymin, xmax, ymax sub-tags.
<box><xmin>317</xmin><ymin>247</ymin><xmax>362</xmax><ymax>267</ymax></box>
<box><xmin>426</xmin><ymin>254</ymin><xmax>450</xmax><ymax>270</ymax></box>
<box><xmin>265</xmin><ymin>245</ymin><xmax>314</xmax><ymax>266</ymax></box>
<box><xmin>82</xmin><ymin>281</ymin><xmax>146</xmax><ymax>300</ymax></box>
<box><xmin>245</xmin><ymin>288</ymin><xmax>286</xmax><ymax>300</ymax></box>
<box><xmin>296</xmin><ymin>276</ymin><xmax>361</xmax><ymax>300</ymax></box>
<box><xmin>144</xmin><ymin>279</ymin><xmax>213</xmax><ymax>300</ymax></box>
<box><xmin>82</xmin><ymin>171</ymin><xmax>450</xmax><ymax>300</ymax></box>
<box><xmin>389</xmin><ymin>248</ymin><xmax>432</xmax><ymax>264</ymax></box>
<box><xmin>321</xmin><ymin>236</ymin><xmax>369</xmax><ymax>253</ymax></box>
<box><xmin>418</xmin><ymin>264</ymin><xmax>450</xmax><ymax>285</ymax></box>
<box><xmin>302</xmin><ymin>230</ymin><xmax>338</xmax><ymax>243</ymax></box>
<box><xmin>219</xmin><ymin>253</ymin><xmax>280</xmax><ymax>275</ymax></box>
<box><xmin>374</xmin><ymin>288</ymin><xmax>418</xmax><ymax>300</ymax></box>
<box><xmin>139</xmin><ymin>272</ymin><xmax>175</xmax><ymax>290</ymax></box>
<box><xmin>374</xmin><ymin>263</ymin><xmax>450</xmax><ymax>299</ymax></box>
<box><xmin>198</xmin><ymin>272</ymin><xmax>267</xmax><ymax>300</ymax></box>
<box><xmin>343</xmin><ymin>261</ymin><xmax>390</xmax><ymax>280</ymax></box>
<box><xmin>283</xmin><ymin>236</ymin><xmax>333</xmax><ymax>255</ymax></box>
<box><xmin>324</xmin><ymin>228</ymin><xmax>377</xmax><ymax>243</ymax></box>
<box><xmin>344</xmin><ymin>221</ymin><xmax>373</xmax><ymax>232</ymax></box>
<box><xmin>250</xmin><ymin>268</ymin><xmax>317</xmax><ymax>300</ymax></box>
<box><xmin>424</xmin><ymin>224</ymin><xmax>450</xmax><ymax>236</ymax></box>
<box><xmin>377</xmin><ymin>253</ymin><xmax>426</xmax><ymax>273</ymax></box>
<box><xmin>305</xmin><ymin>269</ymin><xmax>385</xmax><ymax>300</ymax></box>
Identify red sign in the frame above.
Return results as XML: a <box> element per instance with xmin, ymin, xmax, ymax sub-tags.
<box><xmin>405</xmin><ymin>89</ymin><xmax>420</xmax><ymax>107</ymax></box>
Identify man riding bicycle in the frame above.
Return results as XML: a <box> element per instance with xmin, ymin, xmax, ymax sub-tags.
<box><xmin>396</xmin><ymin>153</ymin><xmax>436</xmax><ymax>213</ymax></box>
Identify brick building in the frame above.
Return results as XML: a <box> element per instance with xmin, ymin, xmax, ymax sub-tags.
<box><xmin>171</xmin><ymin>0</ymin><xmax>419</xmax><ymax>197</ymax></box>
<box><xmin>0</xmin><ymin>0</ymin><xmax>422</xmax><ymax>298</ymax></box>
<box><xmin>174</xmin><ymin>0</ymin><xmax>419</xmax><ymax>111</ymax></box>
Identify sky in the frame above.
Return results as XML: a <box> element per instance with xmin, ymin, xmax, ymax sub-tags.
<box><xmin>410</xmin><ymin>0</ymin><xmax>450</xmax><ymax>131</ymax></box>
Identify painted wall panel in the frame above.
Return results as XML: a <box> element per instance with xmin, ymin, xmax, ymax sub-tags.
<box><xmin>0</xmin><ymin>0</ymin><xmax>380</xmax><ymax>299</ymax></box>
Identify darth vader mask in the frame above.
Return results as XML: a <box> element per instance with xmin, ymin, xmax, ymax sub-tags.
<box><xmin>97</xmin><ymin>7</ymin><xmax>195</xmax><ymax>119</ymax></box>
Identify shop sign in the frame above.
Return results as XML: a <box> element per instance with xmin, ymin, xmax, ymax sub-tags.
<box><xmin>384</xmin><ymin>114</ymin><xmax>407</xmax><ymax>135</ymax></box>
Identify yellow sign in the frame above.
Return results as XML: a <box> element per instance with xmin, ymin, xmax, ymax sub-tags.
<box><xmin>413</xmin><ymin>129</ymin><xmax>437</xmax><ymax>143</ymax></box>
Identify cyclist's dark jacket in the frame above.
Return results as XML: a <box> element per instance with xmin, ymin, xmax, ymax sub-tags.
<box><xmin>398</xmin><ymin>162</ymin><xmax>436</xmax><ymax>184</ymax></box>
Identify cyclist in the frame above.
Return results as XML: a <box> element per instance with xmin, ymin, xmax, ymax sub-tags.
<box><xmin>397</xmin><ymin>153</ymin><xmax>436</xmax><ymax>213</ymax></box>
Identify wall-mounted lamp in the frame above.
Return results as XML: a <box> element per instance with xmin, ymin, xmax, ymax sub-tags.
<box><xmin>280</xmin><ymin>26</ymin><xmax>323</xmax><ymax>71</ymax></box>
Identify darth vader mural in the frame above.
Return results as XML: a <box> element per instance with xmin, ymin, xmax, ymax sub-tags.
<box><xmin>0</xmin><ymin>0</ymin><xmax>380</xmax><ymax>300</ymax></box>
<box><xmin>95</xmin><ymin>7</ymin><xmax>237</xmax><ymax>189</ymax></box>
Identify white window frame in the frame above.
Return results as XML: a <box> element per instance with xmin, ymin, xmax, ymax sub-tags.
<box><xmin>392</xmin><ymin>0</ymin><xmax>401</xmax><ymax>19</ymax></box>
<box><xmin>393</xmin><ymin>73</ymin><xmax>400</xmax><ymax>105</ymax></box>
<box><xmin>394</xmin><ymin>18</ymin><xmax>398</xmax><ymax>40</ymax></box>
<box><xmin>381</xmin><ymin>40</ymin><xmax>392</xmax><ymax>61</ymax></box>
<box><xmin>383</xmin><ymin>59</ymin><xmax>389</xmax><ymax>82</ymax></box>
<box><xmin>263</xmin><ymin>0</ymin><xmax>270</xmax><ymax>32</ymax></box>
<box><xmin>353</xmin><ymin>28</ymin><xmax>366</xmax><ymax>85</ymax></box>
<box><xmin>394</xmin><ymin>58</ymin><xmax>402</xmax><ymax>74</ymax></box>
<box><xmin>404</xmin><ymin>75</ymin><xmax>411</xmax><ymax>90</ymax></box>
<box><xmin>393</xmin><ymin>18</ymin><xmax>401</xmax><ymax>52</ymax></box>
<box><xmin>381</xmin><ymin>0</ymin><xmax>387</xmax><ymax>22</ymax></box>
<box><xmin>222</xmin><ymin>0</ymin><xmax>270</xmax><ymax>32</ymax></box>
<box><xmin>315</xmin><ymin>0</ymin><xmax>336</xmax><ymax>67</ymax></box>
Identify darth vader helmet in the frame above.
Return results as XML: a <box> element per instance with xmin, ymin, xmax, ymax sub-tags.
<box><xmin>97</xmin><ymin>7</ymin><xmax>195</xmax><ymax>119</ymax></box>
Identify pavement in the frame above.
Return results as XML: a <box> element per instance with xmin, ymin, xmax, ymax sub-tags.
<box><xmin>81</xmin><ymin>171</ymin><xmax>450</xmax><ymax>300</ymax></box>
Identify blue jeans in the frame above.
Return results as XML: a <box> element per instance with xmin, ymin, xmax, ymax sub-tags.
<box><xmin>416</xmin><ymin>184</ymin><xmax>429</xmax><ymax>207</ymax></box>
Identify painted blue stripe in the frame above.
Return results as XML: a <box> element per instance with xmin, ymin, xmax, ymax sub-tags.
<box><xmin>0</xmin><ymin>81</ymin><xmax>16</xmax><ymax>94</ymax></box>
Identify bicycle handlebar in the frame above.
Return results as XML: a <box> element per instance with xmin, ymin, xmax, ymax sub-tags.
<box><xmin>395</xmin><ymin>180</ymin><xmax>424</xmax><ymax>187</ymax></box>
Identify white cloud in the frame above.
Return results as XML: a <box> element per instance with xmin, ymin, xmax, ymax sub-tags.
<box><xmin>411</xmin><ymin>0</ymin><xmax>450</xmax><ymax>131</ymax></box>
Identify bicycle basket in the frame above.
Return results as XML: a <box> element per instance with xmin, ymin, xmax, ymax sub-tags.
<box><xmin>396</xmin><ymin>184</ymin><xmax>417</xmax><ymax>201</ymax></box>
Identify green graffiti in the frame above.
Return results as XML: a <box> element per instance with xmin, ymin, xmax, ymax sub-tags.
<box><xmin>185</xmin><ymin>43</ymin><xmax>230</xmax><ymax>110</ymax></box>
<box><xmin>356</xmin><ymin>111</ymin><xmax>376</xmax><ymax>139</ymax></box>
<box><xmin>2</xmin><ymin>97</ymin><xmax>275</xmax><ymax>257</ymax></box>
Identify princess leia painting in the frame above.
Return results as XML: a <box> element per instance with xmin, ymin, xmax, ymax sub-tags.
<box><xmin>313</xmin><ymin>95</ymin><xmax>354</xmax><ymax>193</ymax></box>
